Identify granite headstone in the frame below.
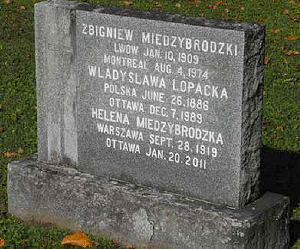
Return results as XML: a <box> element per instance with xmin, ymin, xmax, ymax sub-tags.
<box><xmin>74</xmin><ymin>7</ymin><xmax>264</xmax><ymax>208</ymax></box>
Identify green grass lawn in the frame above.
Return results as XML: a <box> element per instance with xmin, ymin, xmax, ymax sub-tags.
<box><xmin>0</xmin><ymin>0</ymin><xmax>299</xmax><ymax>247</ymax></box>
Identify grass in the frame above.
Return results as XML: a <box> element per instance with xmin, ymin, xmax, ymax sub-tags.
<box><xmin>0</xmin><ymin>0</ymin><xmax>300</xmax><ymax>247</ymax></box>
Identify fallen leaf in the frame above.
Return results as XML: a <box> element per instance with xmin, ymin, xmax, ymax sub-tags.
<box><xmin>175</xmin><ymin>3</ymin><xmax>181</xmax><ymax>8</ymax></box>
<box><xmin>0</xmin><ymin>104</ymin><xmax>2</xmax><ymax>110</ymax></box>
<box><xmin>291</xmin><ymin>16</ymin><xmax>299</xmax><ymax>22</ymax></box>
<box><xmin>224</xmin><ymin>8</ymin><xmax>231</xmax><ymax>12</ymax></box>
<box><xmin>61</xmin><ymin>232</ymin><xmax>90</xmax><ymax>248</ymax></box>
<box><xmin>5</xmin><ymin>0</ymin><xmax>10</xmax><ymax>4</ymax></box>
<box><xmin>125</xmin><ymin>246</ymin><xmax>135</xmax><ymax>249</ymax></box>
<box><xmin>91</xmin><ymin>241</ymin><xmax>99</xmax><ymax>246</ymax></box>
<box><xmin>155</xmin><ymin>2</ymin><xmax>162</xmax><ymax>8</ymax></box>
<box><xmin>208</xmin><ymin>4</ymin><xmax>217</xmax><ymax>9</ymax></box>
<box><xmin>0</xmin><ymin>238</ymin><xmax>5</xmax><ymax>247</ymax></box>
<box><xmin>283</xmin><ymin>9</ymin><xmax>289</xmax><ymax>15</ymax></box>
<box><xmin>215</xmin><ymin>1</ymin><xmax>227</xmax><ymax>5</ymax></box>
<box><xmin>234</xmin><ymin>14</ymin><xmax>239</xmax><ymax>19</ymax></box>
<box><xmin>122</xmin><ymin>1</ymin><xmax>133</xmax><ymax>5</ymax></box>
<box><xmin>4</xmin><ymin>152</ymin><xmax>19</xmax><ymax>158</ymax></box>
<box><xmin>186</xmin><ymin>4</ymin><xmax>194</xmax><ymax>8</ymax></box>
<box><xmin>286</xmin><ymin>50</ymin><xmax>300</xmax><ymax>55</ymax></box>
<box><xmin>20</xmin><ymin>6</ymin><xmax>25</xmax><ymax>10</ymax></box>
<box><xmin>264</xmin><ymin>56</ymin><xmax>270</xmax><ymax>65</ymax></box>
<box><xmin>276</xmin><ymin>126</ymin><xmax>283</xmax><ymax>132</ymax></box>
<box><xmin>0</xmin><ymin>126</ymin><xmax>4</xmax><ymax>133</ymax></box>
<box><xmin>272</xmin><ymin>29</ymin><xmax>281</xmax><ymax>33</ymax></box>
<box><xmin>240</xmin><ymin>6</ymin><xmax>245</xmax><ymax>11</ymax></box>
<box><xmin>18</xmin><ymin>148</ymin><xmax>24</xmax><ymax>154</ymax></box>
<box><xmin>284</xmin><ymin>36</ymin><xmax>298</xmax><ymax>40</ymax></box>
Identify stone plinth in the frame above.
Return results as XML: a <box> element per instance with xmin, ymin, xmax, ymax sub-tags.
<box><xmin>8</xmin><ymin>155</ymin><xmax>290</xmax><ymax>249</ymax></box>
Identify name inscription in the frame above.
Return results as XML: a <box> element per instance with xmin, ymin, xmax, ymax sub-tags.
<box><xmin>78</xmin><ymin>13</ymin><xmax>243</xmax><ymax>172</ymax></box>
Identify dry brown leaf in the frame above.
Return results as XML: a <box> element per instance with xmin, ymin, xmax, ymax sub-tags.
<box><xmin>0</xmin><ymin>126</ymin><xmax>4</xmax><ymax>133</ymax></box>
<box><xmin>215</xmin><ymin>1</ymin><xmax>227</xmax><ymax>5</ymax></box>
<box><xmin>91</xmin><ymin>241</ymin><xmax>99</xmax><ymax>246</ymax></box>
<box><xmin>122</xmin><ymin>1</ymin><xmax>133</xmax><ymax>5</ymax></box>
<box><xmin>284</xmin><ymin>36</ymin><xmax>298</xmax><ymax>40</ymax></box>
<box><xmin>283</xmin><ymin>9</ymin><xmax>290</xmax><ymax>15</ymax></box>
<box><xmin>5</xmin><ymin>0</ymin><xmax>11</xmax><ymax>4</ymax></box>
<box><xmin>0</xmin><ymin>104</ymin><xmax>2</xmax><ymax>110</ymax></box>
<box><xmin>20</xmin><ymin>6</ymin><xmax>25</xmax><ymax>10</ymax></box>
<box><xmin>0</xmin><ymin>238</ymin><xmax>5</xmax><ymax>247</ymax></box>
<box><xmin>155</xmin><ymin>2</ymin><xmax>162</xmax><ymax>8</ymax></box>
<box><xmin>208</xmin><ymin>4</ymin><xmax>217</xmax><ymax>9</ymax></box>
<box><xmin>224</xmin><ymin>8</ymin><xmax>231</xmax><ymax>12</ymax></box>
<box><xmin>264</xmin><ymin>56</ymin><xmax>270</xmax><ymax>65</ymax></box>
<box><xmin>18</xmin><ymin>148</ymin><xmax>24</xmax><ymax>154</ymax></box>
<box><xmin>272</xmin><ymin>29</ymin><xmax>281</xmax><ymax>33</ymax></box>
<box><xmin>175</xmin><ymin>3</ymin><xmax>181</xmax><ymax>8</ymax></box>
<box><xmin>125</xmin><ymin>246</ymin><xmax>135</xmax><ymax>249</ymax></box>
<box><xmin>291</xmin><ymin>16</ymin><xmax>299</xmax><ymax>22</ymax></box>
<box><xmin>276</xmin><ymin>126</ymin><xmax>283</xmax><ymax>132</ymax></box>
<box><xmin>240</xmin><ymin>6</ymin><xmax>245</xmax><ymax>11</ymax></box>
<box><xmin>61</xmin><ymin>232</ymin><xmax>90</xmax><ymax>248</ymax></box>
<box><xmin>186</xmin><ymin>4</ymin><xmax>194</xmax><ymax>8</ymax></box>
<box><xmin>286</xmin><ymin>50</ymin><xmax>300</xmax><ymax>55</ymax></box>
<box><xmin>4</xmin><ymin>152</ymin><xmax>19</xmax><ymax>158</ymax></box>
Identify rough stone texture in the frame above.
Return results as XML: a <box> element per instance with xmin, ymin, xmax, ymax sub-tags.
<box><xmin>35</xmin><ymin>0</ymin><xmax>79</xmax><ymax>165</ymax></box>
<box><xmin>239</xmin><ymin>22</ymin><xmax>265</xmax><ymax>207</ymax></box>
<box><xmin>36</xmin><ymin>1</ymin><xmax>264</xmax><ymax>208</ymax></box>
<box><xmin>8</xmin><ymin>155</ymin><xmax>289</xmax><ymax>249</ymax></box>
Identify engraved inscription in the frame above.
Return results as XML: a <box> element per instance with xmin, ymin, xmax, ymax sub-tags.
<box><xmin>78</xmin><ymin>15</ymin><xmax>243</xmax><ymax>172</ymax></box>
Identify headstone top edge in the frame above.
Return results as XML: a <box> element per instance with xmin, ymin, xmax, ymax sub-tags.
<box><xmin>37</xmin><ymin>0</ymin><xmax>265</xmax><ymax>32</ymax></box>
<box><xmin>34</xmin><ymin>0</ymin><xmax>80</xmax><ymax>10</ymax></box>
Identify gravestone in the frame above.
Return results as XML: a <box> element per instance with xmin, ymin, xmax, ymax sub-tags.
<box><xmin>75</xmin><ymin>9</ymin><xmax>259</xmax><ymax>208</ymax></box>
<box><xmin>7</xmin><ymin>1</ymin><xmax>290</xmax><ymax>248</ymax></box>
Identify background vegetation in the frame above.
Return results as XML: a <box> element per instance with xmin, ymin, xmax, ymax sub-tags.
<box><xmin>0</xmin><ymin>0</ymin><xmax>299</xmax><ymax>247</ymax></box>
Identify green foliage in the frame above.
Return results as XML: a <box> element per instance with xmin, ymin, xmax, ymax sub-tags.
<box><xmin>0</xmin><ymin>0</ymin><xmax>300</xmax><ymax>247</ymax></box>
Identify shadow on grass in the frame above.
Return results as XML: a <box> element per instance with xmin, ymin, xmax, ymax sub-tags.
<box><xmin>261</xmin><ymin>146</ymin><xmax>300</xmax><ymax>247</ymax></box>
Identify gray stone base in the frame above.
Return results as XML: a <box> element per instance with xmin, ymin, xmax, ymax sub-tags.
<box><xmin>7</xmin><ymin>154</ymin><xmax>290</xmax><ymax>248</ymax></box>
